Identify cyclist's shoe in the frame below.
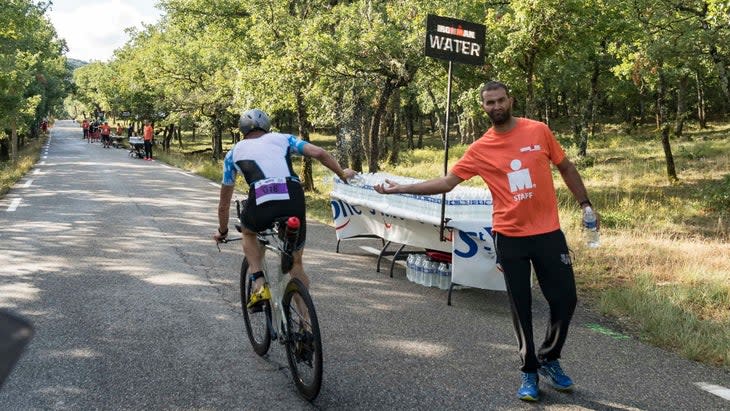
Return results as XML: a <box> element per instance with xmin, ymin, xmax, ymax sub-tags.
<box><xmin>247</xmin><ymin>283</ymin><xmax>271</xmax><ymax>310</ymax></box>
<box><xmin>538</xmin><ymin>360</ymin><xmax>574</xmax><ymax>392</ymax></box>
<box><xmin>517</xmin><ymin>372</ymin><xmax>540</xmax><ymax>401</ymax></box>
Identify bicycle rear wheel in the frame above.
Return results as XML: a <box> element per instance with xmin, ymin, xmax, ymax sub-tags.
<box><xmin>283</xmin><ymin>278</ymin><xmax>323</xmax><ymax>401</ymax></box>
<box><xmin>241</xmin><ymin>257</ymin><xmax>272</xmax><ymax>356</ymax></box>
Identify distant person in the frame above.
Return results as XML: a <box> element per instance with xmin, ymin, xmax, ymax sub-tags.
<box><xmin>82</xmin><ymin>119</ymin><xmax>90</xmax><ymax>141</ymax></box>
<box><xmin>88</xmin><ymin>121</ymin><xmax>98</xmax><ymax>143</ymax></box>
<box><xmin>127</xmin><ymin>124</ymin><xmax>134</xmax><ymax>138</ymax></box>
<box><xmin>100</xmin><ymin>122</ymin><xmax>111</xmax><ymax>148</ymax></box>
<box><xmin>115</xmin><ymin>123</ymin><xmax>124</xmax><ymax>136</ymax></box>
<box><xmin>143</xmin><ymin>121</ymin><xmax>154</xmax><ymax>160</ymax></box>
<box><xmin>374</xmin><ymin>80</ymin><xmax>599</xmax><ymax>402</ymax></box>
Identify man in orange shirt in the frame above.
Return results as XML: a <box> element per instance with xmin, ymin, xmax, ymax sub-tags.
<box><xmin>142</xmin><ymin>121</ymin><xmax>154</xmax><ymax>160</ymax></box>
<box><xmin>375</xmin><ymin>81</ymin><xmax>598</xmax><ymax>402</ymax></box>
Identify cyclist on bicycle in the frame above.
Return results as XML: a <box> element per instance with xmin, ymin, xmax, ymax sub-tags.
<box><xmin>213</xmin><ymin>109</ymin><xmax>356</xmax><ymax>308</ymax></box>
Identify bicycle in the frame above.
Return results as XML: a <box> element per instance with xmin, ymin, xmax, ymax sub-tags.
<box><xmin>218</xmin><ymin>199</ymin><xmax>323</xmax><ymax>401</ymax></box>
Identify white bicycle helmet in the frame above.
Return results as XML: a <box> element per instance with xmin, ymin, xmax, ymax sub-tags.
<box><xmin>238</xmin><ymin>109</ymin><xmax>271</xmax><ymax>135</ymax></box>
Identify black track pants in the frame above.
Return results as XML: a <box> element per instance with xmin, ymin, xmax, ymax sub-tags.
<box><xmin>144</xmin><ymin>140</ymin><xmax>153</xmax><ymax>158</ymax></box>
<box><xmin>494</xmin><ymin>229</ymin><xmax>577</xmax><ymax>373</ymax></box>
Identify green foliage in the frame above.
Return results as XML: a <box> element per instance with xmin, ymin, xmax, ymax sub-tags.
<box><xmin>699</xmin><ymin>174</ymin><xmax>730</xmax><ymax>212</ymax></box>
<box><xmin>0</xmin><ymin>0</ymin><xmax>70</xmax><ymax>159</ymax></box>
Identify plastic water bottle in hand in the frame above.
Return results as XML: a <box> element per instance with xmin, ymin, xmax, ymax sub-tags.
<box><xmin>582</xmin><ymin>206</ymin><xmax>600</xmax><ymax>248</ymax></box>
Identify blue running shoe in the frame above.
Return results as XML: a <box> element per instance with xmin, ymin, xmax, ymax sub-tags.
<box><xmin>538</xmin><ymin>360</ymin><xmax>574</xmax><ymax>391</ymax></box>
<box><xmin>517</xmin><ymin>372</ymin><xmax>540</xmax><ymax>401</ymax></box>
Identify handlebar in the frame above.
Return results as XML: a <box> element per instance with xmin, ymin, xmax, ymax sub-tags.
<box><xmin>215</xmin><ymin>236</ymin><xmax>241</xmax><ymax>252</ymax></box>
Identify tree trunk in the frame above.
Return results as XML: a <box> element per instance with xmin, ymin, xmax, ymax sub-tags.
<box><xmin>657</xmin><ymin>68</ymin><xmax>678</xmax><ymax>182</ymax></box>
<box><xmin>212</xmin><ymin>117</ymin><xmax>223</xmax><ymax>160</ymax></box>
<box><xmin>334</xmin><ymin>90</ymin><xmax>348</xmax><ymax>167</ymax></box>
<box><xmin>675</xmin><ymin>74</ymin><xmax>689</xmax><ymax>140</ymax></box>
<box><xmin>388</xmin><ymin>88</ymin><xmax>401</xmax><ymax>165</ymax></box>
<box><xmin>417</xmin><ymin>115</ymin><xmax>424</xmax><ymax>148</ymax></box>
<box><xmin>10</xmin><ymin>117</ymin><xmax>18</xmax><ymax>161</ymax></box>
<box><xmin>405</xmin><ymin>94</ymin><xmax>415</xmax><ymax>149</ymax></box>
<box><xmin>695</xmin><ymin>71</ymin><xmax>707</xmax><ymax>128</ymax></box>
<box><xmin>709</xmin><ymin>44</ymin><xmax>730</xmax><ymax>107</ymax></box>
<box><xmin>524</xmin><ymin>52</ymin><xmax>536</xmax><ymax>119</ymax></box>
<box><xmin>368</xmin><ymin>80</ymin><xmax>395</xmax><ymax>172</ymax></box>
<box><xmin>177</xmin><ymin>125</ymin><xmax>183</xmax><ymax>148</ymax></box>
<box><xmin>295</xmin><ymin>90</ymin><xmax>314</xmax><ymax>191</ymax></box>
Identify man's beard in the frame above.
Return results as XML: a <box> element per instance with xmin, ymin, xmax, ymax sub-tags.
<box><xmin>489</xmin><ymin>109</ymin><xmax>511</xmax><ymax>125</ymax></box>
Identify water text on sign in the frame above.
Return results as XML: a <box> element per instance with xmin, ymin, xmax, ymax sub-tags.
<box><xmin>428</xmin><ymin>35</ymin><xmax>481</xmax><ymax>56</ymax></box>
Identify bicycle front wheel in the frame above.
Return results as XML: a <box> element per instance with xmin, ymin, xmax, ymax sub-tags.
<box><xmin>241</xmin><ymin>257</ymin><xmax>272</xmax><ymax>356</ymax></box>
<box><xmin>283</xmin><ymin>278</ymin><xmax>323</xmax><ymax>401</ymax></box>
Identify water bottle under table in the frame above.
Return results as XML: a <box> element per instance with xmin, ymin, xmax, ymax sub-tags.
<box><xmin>437</xmin><ymin>262</ymin><xmax>451</xmax><ymax>290</ymax></box>
<box><xmin>406</xmin><ymin>254</ymin><xmax>416</xmax><ymax>282</ymax></box>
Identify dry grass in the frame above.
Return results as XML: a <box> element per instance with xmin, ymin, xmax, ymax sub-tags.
<box><xmin>0</xmin><ymin>137</ymin><xmax>45</xmax><ymax>196</ymax></box>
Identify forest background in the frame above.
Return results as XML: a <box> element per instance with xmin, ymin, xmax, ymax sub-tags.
<box><xmin>2</xmin><ymin>0</ymin><xmax>729</xmax><ymax>369</ymax></box>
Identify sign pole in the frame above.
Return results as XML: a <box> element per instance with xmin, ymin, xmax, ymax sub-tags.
<box><xmin>424</xmin><ymin>14</ymin><xmax>485</xmax><ymax>242</ymax></box>
<box><xmin>439</xmin><ymin>61</ymin><xmax>453</xmax><ymax>242</ymax></box>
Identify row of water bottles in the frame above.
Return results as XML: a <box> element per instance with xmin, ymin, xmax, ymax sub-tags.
<box><xmin>406</xmin><ymin>254</ymin><xmax>451</xmax><ymax>290</ymax></box>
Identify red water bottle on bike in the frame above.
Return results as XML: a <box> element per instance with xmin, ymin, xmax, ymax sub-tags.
<box><xmin>286</xmin><ymin>217</ymin><xmax>300</xmax><ymax>244</ymax></box>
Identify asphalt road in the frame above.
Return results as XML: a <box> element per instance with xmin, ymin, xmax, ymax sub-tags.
<box><xmin>0</xmin><ymin>120</ymin><xmax>728</xmax><ymax>410</ymax></box>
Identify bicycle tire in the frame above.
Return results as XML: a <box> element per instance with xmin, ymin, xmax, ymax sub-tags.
<box><xmin>283</xmin><ymin>278</ymin><xmax>323</xmax><ymax>401</ymax></box>
<box><xmin>241</xmin><ymin>257</ymin><xmax>272</xmax><ymax>356</ymax></box>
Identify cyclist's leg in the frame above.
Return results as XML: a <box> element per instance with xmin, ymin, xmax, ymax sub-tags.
<box><xmin>288</xmin><ymin>249</ymin><xmax>309</xmax><ymax>288</ymax></box>
<box><xmin>242</xmin><ymin>228</ymin><xmax>266</xmax><ymax>290</ymax></box>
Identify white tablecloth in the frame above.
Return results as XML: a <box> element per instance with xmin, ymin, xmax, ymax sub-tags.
<box><xmin>331</xmin><ymin>173</ymin><xmax>505</xmax><ymax>291</ymax></box>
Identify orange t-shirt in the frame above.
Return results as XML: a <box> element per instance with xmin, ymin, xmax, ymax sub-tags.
<box><xmin>450</xmin><ymin>118</ymin><xmax>566</xmax><ymax>236</ymax></box>
<box><xmin>100</xmin><ymin>124</ymin><xmax>111</xmax><ymax>135</ymax></box>
<box><xmin>82</xmin><ymin>120</ymin><xmax>89</xmax><ymax>130</ymax></box>
<box><xmin>143</xmin><ymin>125</ymin><xmax>153</xmax><ymax>141</ymax></box>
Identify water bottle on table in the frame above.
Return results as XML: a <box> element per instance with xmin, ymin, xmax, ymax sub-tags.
<box><xmin>582</xmin><ymin>206</ymin><xmax>600</xmax><ymax>248</ymax></box>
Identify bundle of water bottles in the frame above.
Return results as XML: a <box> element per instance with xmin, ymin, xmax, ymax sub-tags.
<box><xmin>405</xmin><ymin>254</ymin><xmax>452</xmax><ymax>290</ymax></box>
<box><xmin>332</xmin><ymin>172</ymin><xmax>492</xmax><ymax>225</ymax></box>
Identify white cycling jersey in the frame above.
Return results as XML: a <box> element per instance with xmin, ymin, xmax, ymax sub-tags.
<box><xmin>222</xmin><ymin>132</ymin><xmax>308</xmax><ymax>186</ymax></box>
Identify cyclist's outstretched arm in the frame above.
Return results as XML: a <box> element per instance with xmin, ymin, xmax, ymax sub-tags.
<box><xmin>302</xmin><ymin>144</ymin><xmax>356</xmax><ymax>182</ymax></box>
<box><xmin>215</xmin><ymin>184</ymin><xmax>235</xmax><ymax>242</ymax></box>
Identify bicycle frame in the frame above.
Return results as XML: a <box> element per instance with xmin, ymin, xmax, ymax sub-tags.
<box><xmin>255</xmin><ymin>228</ymin><xmax>291</xmax><ymax>342</ymax></box>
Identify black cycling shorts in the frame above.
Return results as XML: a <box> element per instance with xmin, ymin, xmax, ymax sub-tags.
<box><xmin>241</xmin><ymin>179</ymin><xmax>306</xmax><ymax>250</ymax></box>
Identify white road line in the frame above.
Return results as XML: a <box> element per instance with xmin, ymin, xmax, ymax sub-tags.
<box><xmin>39</xmin><ymin>161</ymin><xmax>45</xmax><ymax>166</ymax></box>
<box><xmin>22</xmin><ymin>180</ymin><xmax>33</xmax><ymax>188</ymax></box>
<box><xmin>209</xmin><ymin>182</ymin><xmax>220</xmax><ymax>188</ymax></box>
<box><xmin>6</xmin><ymin>198</ymin><xmax>21</xmax><ymax>212</ymax></box>
<box><xmin>175</xmin><ymin>171</ymin><xmax>189</xmax><ymax>176</ymax></box>
<box><xmin>695</xmin><ymin>382</ymin><xmax>730</xmax><ymax>401</ymax></box>
<box><xmin>33</xmin><ymin>169</ymin><xmax>41</xmax><ymax>175</ymax></box>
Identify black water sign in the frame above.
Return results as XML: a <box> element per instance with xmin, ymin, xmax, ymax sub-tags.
<box><xmin>425</xmin><ymin>14</ymin><xmax>485</xmax><ymax>66</ymax></box>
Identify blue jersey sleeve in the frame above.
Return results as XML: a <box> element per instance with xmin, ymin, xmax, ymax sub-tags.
<box><xmin>287</xmin><ymin>135</ymin><xmax>308</xmax><ymax>155</ymax></box>
<box><xmin>221</xmin><ymin>150</ymin><xmax>236</xmax><ymax>186</ymax></box>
